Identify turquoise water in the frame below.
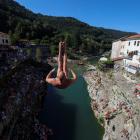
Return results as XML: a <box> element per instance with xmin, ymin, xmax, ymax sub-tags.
<box><xmin>40</xmin><ymin>66</ymin><xmax>104</xmax><ymax>140</ymax></box>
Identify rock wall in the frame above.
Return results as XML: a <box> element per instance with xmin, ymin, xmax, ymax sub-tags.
<box><xmin>84</xmin><ymin>70</ymin><xmax>140</xmax><ymax>140</ymax></box>
<box><xmin>0</xmin><ymin>60</ymin><xmax>52</xmax><ymax>140</ymax></box>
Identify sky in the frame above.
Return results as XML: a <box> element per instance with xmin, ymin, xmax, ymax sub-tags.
<box><xmin>15</xmin><ymin>0</ymin><xmax>140</xmax><ymax>33</ymax></box>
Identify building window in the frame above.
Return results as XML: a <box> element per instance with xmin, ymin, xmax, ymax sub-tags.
<box><xmin>5</xmin><ymin>39</ymin><xmax>8</xmax><ymax>44</ymax></box>
<box><xmin>128</xmin><ymin>42</ymin><xmax>130</xmax><ymax>46</ymax></box>
<box><xmin>134</xmin><ymin>51</ymin><xmax>138</xmax><ymax>55</ymax></box>
<box><xmin>137</xmin><ymin>41</ymin><xmax>140</xmax><ymax>46</ymax></box>
<box><xmin>134</xmin><ymin>41</ymin><xmax>136</xmax><ymax>45</ymax></box>
<box><xmin>2</xmin><ymin>39</ymin><xmax>4</xmax><ymax>43</ymax></box>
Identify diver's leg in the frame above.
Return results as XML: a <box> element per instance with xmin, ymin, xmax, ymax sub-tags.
<box><xmin>63</xmin><ymin>43</ymin><xmax>68</xmax><ymax>78</ymax></box>
<box><xmin>57</xmin><ymin>42</ymin><xmax>63</xmax><ymax>76</ymax></box>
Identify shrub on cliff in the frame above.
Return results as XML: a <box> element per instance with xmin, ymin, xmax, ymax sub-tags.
<box><xmin>97</xmin><ymin>59</ymin><xmax>114</xmax><ymax>71</ymax></box>
<box><xmin>98</xmin><ymin>116</ymin><xmax>104</xmax><ymax>126</ymax></box>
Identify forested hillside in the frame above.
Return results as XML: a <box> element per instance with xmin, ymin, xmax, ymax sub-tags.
<box><xmin>0</xmin><ymin>0</ymin><xmax>135</xmax><ymax>55</ymax></box>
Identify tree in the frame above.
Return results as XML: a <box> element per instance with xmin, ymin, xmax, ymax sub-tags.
<box><xmin>26</xmin><ymin>48</ymin><xmax>32</xmax><ymax>57</ymax></box>
<box><xmin>30</xmin><ymin>39</ymin><xmax>40</xmax><ymax>45</ymax></box>
<box><xmin>50</xmin><ymin>45</ymin><xmax>57</xmax><ymax>56</ymax></box>
<box><xmin>65</xmin><ymin>34</ymin><xmax>73</xmax><ymax>47</ymax></box>
<box><xmin>36</xmin><ymin>48</ymin><xmax>42</xmax><ymax>62</ymax></box>
<box><xmin>26</xmin><ymin>32</ymin><xmax>31</xmax><ymax>40</ymax></box>
<box><xmin>10</xmin><ymin>33</ymin><xmax>20</xmax><ymax>45</ymax></box>
<box><xmin>40</xmin><ymin>39</ymin><xmax>49</xmax><ymax>45</ymax></box>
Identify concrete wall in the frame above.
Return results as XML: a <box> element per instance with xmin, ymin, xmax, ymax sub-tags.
<box><xmin>111</xmin><ymin>41</ymin><xmax>122</xmax><ymax>60</ymax></box>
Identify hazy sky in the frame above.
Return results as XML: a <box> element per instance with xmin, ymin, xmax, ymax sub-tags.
<box><xmin>15</xmin><ymin>0</ymin><xmax>140</xmax><ymax>33</ymax></box>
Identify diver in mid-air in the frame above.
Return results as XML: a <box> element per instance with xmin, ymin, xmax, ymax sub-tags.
<box><xmin>46</xmin><ymin>41</ymin><xmax>77</xmax><ymax>89</ymax></box>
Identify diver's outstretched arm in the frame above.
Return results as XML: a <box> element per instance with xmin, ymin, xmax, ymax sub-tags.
<box><xmin>46</xmin><ymin>68</ymin><xmax>55</xmax><ymax>80</ymax></box>
<box><xmin>71</xmin><ymin>69</ymin><xmax>77</xmax><ymax>81</ymax></box>
<box><xmin>57</xmin><ymin>42</ymin><xmax>63</xmax><ymax>72</ymax></box>
<box><xmin>46</xmin><ymin>69</ymin><xmax>56</xmax><ymax>84</ymax></box>
<box><xmin>67</xmin><ymin>69</ymin><xmax>77</xmax><ymax>86</ymax></box>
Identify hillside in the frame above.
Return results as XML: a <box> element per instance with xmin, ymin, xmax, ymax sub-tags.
<box><xmin>0</xmin><ymin>0</ymin><xmax>136</xmax><ymax>55</ymax></box>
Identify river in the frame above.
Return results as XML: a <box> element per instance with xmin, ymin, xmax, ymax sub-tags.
<box><xmin>39</xmin><ymin>64</ymin><xmax>104</xmax><ymax>140</ymax></box>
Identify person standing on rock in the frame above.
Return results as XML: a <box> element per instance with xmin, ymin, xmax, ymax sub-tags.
<box><xmin>46</xmin><ymin>41</ymin><xmax>77</xmax><ymax>89</ymax></box>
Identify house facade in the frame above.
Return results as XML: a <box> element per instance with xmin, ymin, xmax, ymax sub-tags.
<box><xmin>111</xmin><ymin>40</ymin><xmax>123</xmax><ymax>60</ymax></box>
<box><xmin>111</xmin><ymin>34</ymin><xmax>140</xmax><ymax>74</ymax></box>
<box><xmin>0</xmin><ymin>32</ymin><xmax>11</xmax><ymax>46</ymax></box>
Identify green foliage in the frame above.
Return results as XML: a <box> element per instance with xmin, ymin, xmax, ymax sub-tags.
<box><xmin>30</xmin><ymin>39</ymin><xmax>40</xmax><ymax>45</ymax></box>
<box><xmin>26</xmin><ymin>48</ymin><xmax>32</xmax><ymax>57</ymax></box>
<box><xmin>50</xmin><ymin>45</ymin><xmax>58</xmax><ymax>56</ymax></box>
<box><xmin>36</xmin><ymin>48</ymin><xmax>42</xmax><ymax>62</ymax></box>
<box><xmin>65</xmin><ymin>34</ymin><xmax>73</xmax><ymax>47</ymax></box>
<box><xmin>104</xmin><ymin>59</ymin><xmax>114</xmax><ymax>65</ymax></box>
<box><xmin>10</xmin><ymin>33</ymin><xmax>20</xmax><ymax>45</ymax></box>
<box><xmin>40</xmin><ymin>39</ymin><xmax>48</xmax><ymax>45</ymax></box>
<box><xmin>98</xmin><ymin>116</ymin><xmax>104</xmax><ymax>125</ymax></box>
<box><xmin>97</xmin><ymin>59</ymin><xmax>114</xmax><ymax>71</ymax></box>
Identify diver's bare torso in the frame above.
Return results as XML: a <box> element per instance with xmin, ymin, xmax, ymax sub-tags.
<box><xmin>46</xmin><ymin>70</ymin><xmax>76</xmax><ymax>89</ymax></box>
<box><xmin>53</xmin><ymin>78</ymin><xmax>74</xmax><ymax>89</ymax></box>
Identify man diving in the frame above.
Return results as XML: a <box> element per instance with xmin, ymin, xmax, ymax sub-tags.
<box><xmin>46</xmin><ymin>41</ymin><xmax>77</xmax><ymax>89</ymax></box>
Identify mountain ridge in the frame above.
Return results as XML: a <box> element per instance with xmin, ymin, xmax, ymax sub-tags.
<box><xmin>0</xmin><ymin>0</ymin><xmax>136</xmax><ymax>55</ymax></box>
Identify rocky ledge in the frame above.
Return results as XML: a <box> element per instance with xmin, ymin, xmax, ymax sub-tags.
<box><xmin>84</xmin><ymin>69</ymin><xmax>140</xmax><ymax>140</ymax></box>
<box><xmin>0</xmin><ymin>60</ymin><xmax>53</xmax><ymax>140</ymax></box>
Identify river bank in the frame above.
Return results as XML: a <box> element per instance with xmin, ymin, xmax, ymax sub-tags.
<box><xmin>84</xmin><ymin>69</ymin><xmax>140</xmax><ymax>140</ymax></box>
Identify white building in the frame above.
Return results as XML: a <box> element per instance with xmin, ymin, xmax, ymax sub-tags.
<box><xmin>111</xmin><ymin>39</ymin><xmax>124</xmax><ymax>60</ymax></box>
<box><xmin>111</xmin><ymin>34</ymin><xmax>140</xmax><ymax>74</ymax></box>
<box><xmin>0</xmin><ymin>32</ymin><xmax>11</xmax><ymax>46</ymax></box>
<box><xmin>124</xmin><ymin>55</ymin><xmax>140</xmax><ymax>74</ymax></box>
<box><xmin>124</xmin><ymin>35</ymin><xmax>140</xmax><ymax>57</ymax></box>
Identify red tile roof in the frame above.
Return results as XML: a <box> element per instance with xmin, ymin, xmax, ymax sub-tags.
<box><xmin>127</xmin><ymin>34</ymin><xmax>140</xmax><ymax>39</ymax></box>
<box><xmin>0</xmin><ymin>32</ymin><xmax>8</xmax><ymax>36</ymax></box>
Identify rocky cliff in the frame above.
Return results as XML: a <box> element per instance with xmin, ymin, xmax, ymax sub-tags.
<box><xmin>0</xmin><ymin>60</ymin><xmax>52</xmax><ymax>140</ymax></box>
<box><xmin>84</xmin><ymin>69</ymin><xmax>140</xmax><ymax>140</ymax></box>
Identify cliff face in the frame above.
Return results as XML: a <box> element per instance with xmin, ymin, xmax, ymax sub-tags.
<box><xmin>0</xmin><ymin>60</ymin><xmax>52</xmax><ymax>140</ymax></box>
<box><xmin>84</xmin><ymin>70</ymin><xmax>140</xmax><ymax>140</ymax></box>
